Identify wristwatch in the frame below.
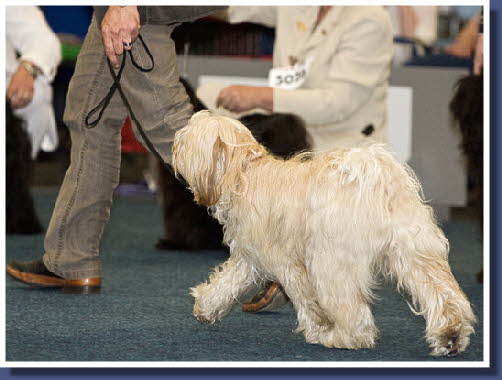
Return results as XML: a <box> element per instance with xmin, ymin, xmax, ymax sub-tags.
<box><xmin>20</xmin><ymin>60</ymin><xmax>42</xmax><ymax>79</ymax></box>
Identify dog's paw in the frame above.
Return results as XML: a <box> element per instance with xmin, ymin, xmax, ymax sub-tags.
<box><xmin>191</xmin><ymin>284</ymin><xmax>215</xmax><ymax>324</ymax></box>
<box><xmin>193</xmin><ymin>304</ymin><xmax>219</xmax><ymax>325</ymax></box>
<box><xmin>429</xmin><ymin>335</ymin><xmax>468</xmax><ymax>357</ymax></box>
<box><xmin>190</xmin><ymin>283</ymin><xmax>230</xmax><ymax>324</ymax></box>
<box><xmin>428</xmin><ymin>325</ymin><xmax>474</xmax><ymax>356</ymax></box>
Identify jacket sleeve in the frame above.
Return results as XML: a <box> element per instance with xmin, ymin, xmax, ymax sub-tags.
<box><xmin>413</xmin><ymin>6</ymin><xmax>438</xmax><ymax>45</ymax></box>
<box><xmin>227</xmin><ymin>6</ymin><xmax>277</xmax><ymax>28</ymax></box>
<box><xmin>6</xmin><ymin>6</ymin><xmax>61</xmax><ymax>82</ymax></box>
<box><xmin>273</xmin><ymin>13</ymin><xmax>393</xmax><ymax>126</ymax></box>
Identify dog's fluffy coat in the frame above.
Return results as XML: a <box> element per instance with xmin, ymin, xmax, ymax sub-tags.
<box><xmin>157</xmin><ymin>112</ymin><xmax>310</xmax><ymax>250</ymax></box>
<box><xmin>156</xmin><ymin>78</ymin><xmax>310</xmax><ymax>250</ymax></box>
<box><xmin>173</xmin><ymin>111</ymin><xmax>475</xmax><ymax>356</ymax></box>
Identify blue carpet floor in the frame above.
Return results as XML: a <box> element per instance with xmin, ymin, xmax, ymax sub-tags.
<box><xmin>6</xmin><ymin>188</ymin><xmax>484</xmax><ymax>362</ymax></box>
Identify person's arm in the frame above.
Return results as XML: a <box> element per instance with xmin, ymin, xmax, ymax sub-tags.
<box><xmin>212</xmin><ymin>6</ymin><xmax>277</xmax><ymax>112</ymax></box>
<box><xmin>216</xmin><ymin>86</ymin><xmax>273</xmax><ymax>113</ymax></box>
<box><xmin>6</xmin><ymin>6</ymin><xmax>61</xmax><ymax>109</ymax></box>
<box><xmin>413</xmin><ymin>6</ymin><xmax>438</xmax><ymax>45</ymax></box>
<box><xmin>397</xmin><ymin>6</ymin><xmax>418</xmax><ymax>38</ymax></box>
<box><xmin>6</xmin><ymin>6</ymin><xmax>61</xmax><ymax>81</ymax></box>
<box><xmin>227</xmin><ymin>6</ymin><xmax>277</xmax><ymax>27</ymax></box>
<box><xmin>444</xmin><ymin>13</ymin><xmax>480</xmax><ymax>58</ymax></box>
<box><xmin>474</xmin><ymin>9</ymin><xmax>483</xmax><ymax>75</ymax></box>
<box><xmin>100</xmin><ymin>6</ymin><xmax>140</xmax><ymax>69</ymax></box>
<box><xmin>273</xmin><ymin>13</ymin><xmax>393</xmax><ymax>126</ymax></box>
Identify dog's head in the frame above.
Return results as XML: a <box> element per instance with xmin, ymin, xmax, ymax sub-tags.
<box><xmin>173</xmin><ymin>111</ymin><xmax>267</xmax><ymax>206</ymax></box>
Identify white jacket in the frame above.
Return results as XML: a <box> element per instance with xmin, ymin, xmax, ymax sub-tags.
<box><xmin>6</xmin><ymin>6</ymin><xmax>61</xmax><ymax>158</ymax></box>
<box><xmin>199</xmin><ymin>6</ymin><xmax>394</xmax><ymax>151</ymax></box>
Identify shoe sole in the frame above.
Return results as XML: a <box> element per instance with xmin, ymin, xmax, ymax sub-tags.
<box><xmin>6</xmin><ymin>265</ymin><xmax>101</xmax><ymax>294</ymax></box>
<box><xmin>242</xmin><ymin>283</ymin><xmax>289</xmax><ymax>313</ymax></box>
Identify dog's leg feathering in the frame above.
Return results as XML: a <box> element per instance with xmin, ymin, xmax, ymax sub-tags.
<box><xmin>191</xmin><ymin>256</ymin><xmax>259</xmax><ymax>324</ymax></box>
<box><xmin>275</xmin><ymin>263</ymin><xmax>333</xmax><ymax>346</ymax></box>
<box><xmin>386</xmin><ymin>220</ymin><xmax>476</xmax><ymax>356</ymax></box>
<box><xmin>307</xmin><ymin>246</ymin><xmax>378</xmax><ymax>349</ymax></box>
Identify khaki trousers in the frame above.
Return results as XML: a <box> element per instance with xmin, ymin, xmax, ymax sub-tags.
<box><xmin>43</xmin><ymin>17</ymin><xmax>192</xmax><ymax>279</ymax></box>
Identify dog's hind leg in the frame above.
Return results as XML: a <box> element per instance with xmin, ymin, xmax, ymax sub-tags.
<box><xmin>306</xmin><ymin>247</ymin><xmax>378</xmax><ymax>349</ymax></box>
<box><xmin>191</xmin><ymin>256</ymin><xmax>260</xmax><ymax>324</ymax></box>
<box><xmin>385</xmin><ymin>220</ymin><xmax>476</xmax><ymax>356</ymax></box>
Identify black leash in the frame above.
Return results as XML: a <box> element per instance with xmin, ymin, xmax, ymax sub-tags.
<box><xmin>84</xmin><ymin>34</ymin><xmax>184</xmax><ymax>184</ymax></box>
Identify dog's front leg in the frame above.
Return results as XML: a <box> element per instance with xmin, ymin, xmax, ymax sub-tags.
<box><xmin>191</xmin><ymin>256</ymin><xmax>258</xmax><ymax>324</ymax></box>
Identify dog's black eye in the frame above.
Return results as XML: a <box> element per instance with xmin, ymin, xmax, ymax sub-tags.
<box><xmin>362</xmin><ymin>124</ymin><xmax>375</xmax><ymax>136</ymax></box>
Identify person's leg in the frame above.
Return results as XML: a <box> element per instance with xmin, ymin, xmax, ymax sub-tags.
<box><xmin>7</xmin><ymin>20</ymin><xmax>193</xmax><ymax>289</ymax></box>
<box><xmin>46</xmin><ymin>23</ymin><xmax>193</xmax><ymax>277</ymax></box>
<box><xmin>42</xmin><ymin>16</ymin><xmax>129</xmax><ymax>280</ymax></box>
<box><xmin>7</xmin><ymin>16</ymin><xmax>127</xmax><ymax>289</ymax></box>
<box><xmin>118</xmin><ymin>23</ymin><xmax>193</xmax><ymax>164</ymax></box>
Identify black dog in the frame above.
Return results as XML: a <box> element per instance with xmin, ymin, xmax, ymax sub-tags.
<box><xmin>155</xmin><ymin>78</ymin><xmax>311</xmax><ymax>250</ymax></box>
<box><xmin>6</xmin><ymin>102</ymin><xmax>43</xmax><ymax>235</ymax></box>
<box><xmin>449</xmin><ymin>74</ymin><xmax>483</xmax><ymax>282</ymax></box>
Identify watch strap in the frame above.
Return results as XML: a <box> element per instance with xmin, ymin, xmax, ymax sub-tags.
<box><xmin>20</xmin><ymin>61</ymin><xmax>41</xmax><ymax>78</ymax></box>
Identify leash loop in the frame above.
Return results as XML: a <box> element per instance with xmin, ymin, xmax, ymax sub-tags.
<box><xmin>85</xmin><ymin>35</ymin><xmax>154</xmax><ymax>129</ymax></box>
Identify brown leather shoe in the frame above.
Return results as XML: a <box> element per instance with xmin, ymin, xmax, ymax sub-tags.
<box><xmin>242</xmin><ymin>282</ymin><xmax>289</xmax><ymax>313</ymax></box>
<box><xmin>6</xmin><ymin>258</ymin><xmax>101</xmax><ymax>294</ymax></box>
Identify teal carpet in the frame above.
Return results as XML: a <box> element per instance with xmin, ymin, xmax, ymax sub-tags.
<box><xmin>6</xmin><ymin>188</ymin><xmax>484</xmax><ymax>362</ymax></box>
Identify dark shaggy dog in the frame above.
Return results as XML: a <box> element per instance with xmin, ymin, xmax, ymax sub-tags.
<box><xmin>156</xmin><ymin>78</ymin><xmax>311</xmax><ymax>250</ymax></box>
<box><xmin>449</xmin><ymin>74</ymin><xmax>483</xmax><ymax>282</ymax></box>
<box><xmin>6</xmin><ymin>102</ymin><xmax>43</xmax><ymax>234</ymax></box>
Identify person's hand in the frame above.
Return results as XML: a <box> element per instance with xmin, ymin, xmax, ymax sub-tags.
<box><xmin>7</xmin><ymin>65</ymin><xmax>35</xmax><ymax>110</ymax></box>
<box><xmin>474</xmin><ymin>33</ymin><xmax>483</xmax><ymax>75</ymax></box>
<box><xmin>101</xmin><ymin>6</ymin><xmax>140</xmax><ymax>69</ymax></box>
<box><xmin>216</xmin><ymin>85</ymin><xmax>273</xmax><ymax>113</ymax></box>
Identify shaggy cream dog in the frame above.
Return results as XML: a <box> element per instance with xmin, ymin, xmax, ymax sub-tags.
<box><xmin>173</xmin><ymin>111</ymin><xmax>475</xmax><ymax>356</ymax></box>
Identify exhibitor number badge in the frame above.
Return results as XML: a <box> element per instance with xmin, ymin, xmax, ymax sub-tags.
<box><xmin>268</xmin><ymin>57</ymin><xmax>313</xmax><ymax>90</ymax></box>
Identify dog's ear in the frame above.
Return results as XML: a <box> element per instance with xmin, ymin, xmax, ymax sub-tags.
<box><xmin>193</xmin><ymin>134</ymin><xmax>230</xmax><ymax>206</ymax></box>
<box><xmin>197</xmin><ymin>118</ymin><xmax>267</xmax><ymax>206</ymax></box>
<box><xmin>173</xmin><ymin>112</ymin><xmax>266</xmax><ymax>207</ymax></box>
